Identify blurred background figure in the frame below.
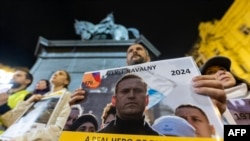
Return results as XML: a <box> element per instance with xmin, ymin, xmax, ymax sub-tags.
<box><xmin>0</xmin><ymin>67</ymin><xmax>33</xmax><ymax>134</ymax></box>
<box><xmin>24</xmin><ymin>79</ymin><xmax>51</xmax><ymax>100</ymax></box>
<box><xmin>101</xmin><ymin>102</ymin><xmax>116</xmax><ymax>129</ymax></box>
<box><xmin>32</xmin><ymin>79</ymin><xmax>50</xmax><ymax>95</ymax></box>
<box><xmin>152</xmin><ymin>115</ymin><xmax>196</xmax><ymax>137</ymax></box>
<box><xmin>70</xmin><ymin>113</ymin><xmax>98</xmax><ymax>132</ymax></box>
<box><xmin>63</xmin><ymin>104</ymin><xmax>83</xmax><ymax>130</ymax></box>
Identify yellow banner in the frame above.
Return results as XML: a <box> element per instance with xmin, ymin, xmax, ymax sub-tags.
<box><xmin>59</xmin><ymin>131</ymin><xmax>223</xmax><ymax>141</ymax></box>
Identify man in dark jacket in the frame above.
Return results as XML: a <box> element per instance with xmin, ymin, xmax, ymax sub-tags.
<box><xmin>97</xmin><ymin>73</ymin><xmax>160</xmax><ymax>135</ymax></box>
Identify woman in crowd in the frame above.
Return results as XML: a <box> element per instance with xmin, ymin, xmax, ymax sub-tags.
<box><xmin>200</xmin><ymin>56</ymin><xmax>250</xmax><ymax>124</ymax></box>
<box><xmin>24</xmin><ymin>79</ymin><xmax>51</xmax><ymax>100</ymax></box>
<box><xmin>200</xmin><ymin>56</ymin><xmax>250</xmax><ymax>99</ymax></box>
<box><xmin>32</xmin><ymin>79</ymin><xmax>51</xmax><ymax>95</ymax></box>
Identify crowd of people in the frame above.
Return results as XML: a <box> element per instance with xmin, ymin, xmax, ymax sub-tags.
<box><xmin>1</xmin><ymin>42</ymin><xmax>245</xmax><ymax>140</ymax></box>
<box><xmin>1</xmin><ymin>69</ymin><xmax>72</xmax><ymax>140</ymax></box>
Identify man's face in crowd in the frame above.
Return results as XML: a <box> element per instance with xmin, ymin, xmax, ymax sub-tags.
<box><xmin>204</xmin><ymin>66</ymin><xmax>236</xmax><ymax>89</ymax></box>
<box><xmin>10</xmin><ymin>70</ymin><xmax>30</xmax><ymax>88</ymax></box>
<box><xmin>126</xmin><ymin>44</ymin><xmax>150</xmax><ymax>65</ymax></box>
<box><xmin>112</xmin><ymin>77</ymin><xmax>148</xmax><ymax>120</ymax></box>
<box><xmin>175</xmin><ymin>107</ymin><xmax>215</xmax><ymax>137</ymax></box>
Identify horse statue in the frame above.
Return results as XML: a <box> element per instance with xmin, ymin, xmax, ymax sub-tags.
<box><xmin>74</xmin><ymin>20</ymin><xmax>95</xmax><ymax>40</ymax></box>
<box><xmin>74</xmin><ymin>12</ymin><xmax>140</xmax><ymax>40</ymax></box>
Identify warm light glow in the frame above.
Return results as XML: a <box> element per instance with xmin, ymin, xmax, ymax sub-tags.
<box><xmin>0</xmin><ymin>69</ymin><xmax>13</xmax><ymax>84</ymax></box>
<box><xmin>0</xmin><ymin>68</ymin><xmax>14</xmax><ymax>93</ymax></box>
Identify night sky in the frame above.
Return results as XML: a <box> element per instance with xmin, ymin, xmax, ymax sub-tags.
<box><xmin>0</xmin><ymin>0</ymin><xmax>234</xmax><ymax>69</ymax></box>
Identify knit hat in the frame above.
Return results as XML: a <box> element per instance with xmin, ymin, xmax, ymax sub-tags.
<box><xmin>70</xmin><ymin>113</ymin><xmax>98</xmax><ymax>131</ymax></box>
<box><xmin>152</xmin><ymin>115</ymin><xmax>196</xmax><ymax>137</ymax></box>
<box><xmin>200</xmin><ymin>56</ymin><xmax>231</xmax><ymax>75</ymax></box>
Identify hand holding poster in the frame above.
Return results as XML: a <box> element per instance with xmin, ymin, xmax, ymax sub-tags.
<box><xmin>62</xmin><ymin>56</ymin><xmax>223</xmax><ymax>139</ymax></box>
<box><xmin>0</xmin><ymin>90</ymin><xmax>68</xmax><ymax>141</ymax></box>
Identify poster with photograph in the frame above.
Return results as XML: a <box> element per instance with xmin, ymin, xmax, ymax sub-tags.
<box><xmin>63</xmin><ymin>56</ymin><xmax>223</xmax><ymax>138</ymax></box>
<box><xmin>0</xmin><ymin>95</ymin><xmax>63</xmax><ymax>140</ymax></box>
<box><xmin>225</xmin><ymin>98</ymin><xmax>250</xmax><ymax>125</ymax></box>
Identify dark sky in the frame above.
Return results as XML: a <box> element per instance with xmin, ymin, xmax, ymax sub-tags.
<box><xmin>0</xmin><ymin>0</ymin><xmax>234</xmax><ymax>69</ymax></box>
